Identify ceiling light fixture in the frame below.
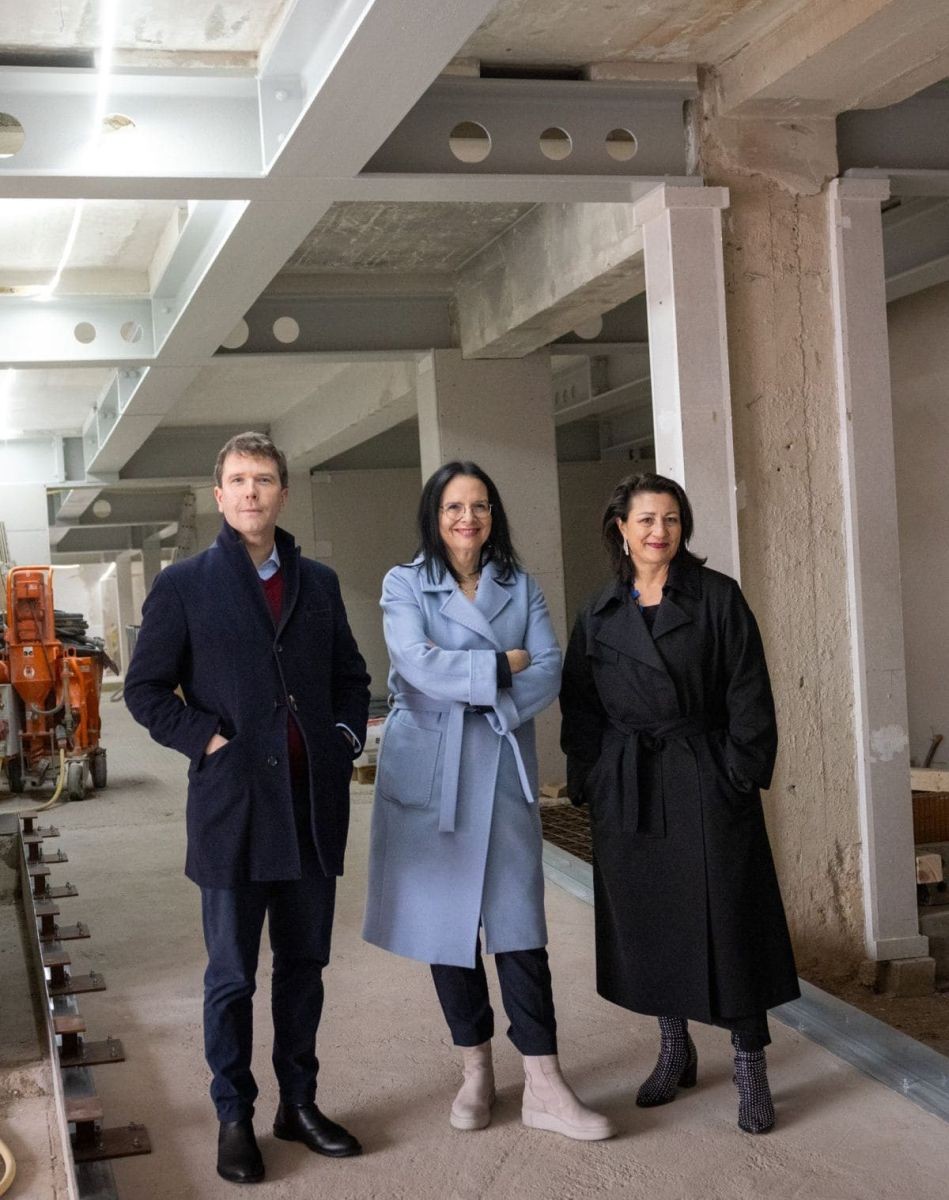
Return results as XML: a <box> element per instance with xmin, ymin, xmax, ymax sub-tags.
<box><xmin>36</xmin><ymin>0</ymin><xmax>121</xmax><ymax>302</ymax></box>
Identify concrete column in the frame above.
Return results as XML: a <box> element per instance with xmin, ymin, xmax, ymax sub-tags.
<box><xmin>634</xmin><ymin>185</ymin><xmax>739</xmax><ymax>578</ymax></box>
<box><xmin>115</xmin><ymin>552</ymin><xmax>136</xmax><ymax>676</ymax></box>
<box><xmin>0</xmin><ymin>483</ymin><xmax>51</xmax><ymax>565</ymax></box>
<box><xmin>142</xmin><ymin>534</ymin><xmax>162</xmax><ymax>592</ymax></box>
<box><xmin>417</xmin><ymin>349</ymin><xmax>567</xmax><ymax>784</ymax></box>
<box><xmin>828</xmin><ymin>178</ymin><xmax>928</xmax><ymax>961</ymax></box>
<box><xmin>692</xmin><ymin>107</ymin><xmax>868</xmax><ymax>979</ymax></box>
<box><xmin>282</xmin><ymin>468</ymin><xmax>317</xmax><ymax>559</ymax></box>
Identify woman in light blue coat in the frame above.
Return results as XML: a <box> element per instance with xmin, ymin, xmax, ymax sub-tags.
<box><xmin>364</xmin><ymin>461</ymin><xmax>613</xmax><ymax>1142</ymax></box>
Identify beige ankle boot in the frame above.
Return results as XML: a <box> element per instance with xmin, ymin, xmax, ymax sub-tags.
<box><xmin>450</xmin><ymin>1041</ymin><xmax>496</xmax><ymax>1130</ymax></box>
<box><xmin>521</xmin><ymin>1055</ymin><xmax>615</xmax><ymax>1141</ymax></box>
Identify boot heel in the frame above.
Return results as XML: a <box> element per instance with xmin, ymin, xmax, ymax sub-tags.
<box><xmin>678</xmin><ymin>1057</ymin><xmax>698</xmax><ymax>1088</ymax></box>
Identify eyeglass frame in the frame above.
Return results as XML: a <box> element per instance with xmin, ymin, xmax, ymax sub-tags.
<box><xmin>438</xmin><ymin>501</ymin><xmax>493</xmax><ymax>519</ymax></box>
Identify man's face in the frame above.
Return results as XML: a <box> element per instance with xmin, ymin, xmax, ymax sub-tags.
<box><xmin>214</xmin><ymin>452</ymin><xmax>287</xmax><ymax>545</ymax></box>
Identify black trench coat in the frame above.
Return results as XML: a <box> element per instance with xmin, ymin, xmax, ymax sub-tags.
<box><xmin>560</xmin><ymin>556</ymin><xmax>799</xmax><ymax>1023</ymax></box>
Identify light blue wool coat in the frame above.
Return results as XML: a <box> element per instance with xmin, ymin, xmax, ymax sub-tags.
<box><xmin>362</xmin><ymin>559</ymin><xmax>562</xmax><ymax>967</ymax></box>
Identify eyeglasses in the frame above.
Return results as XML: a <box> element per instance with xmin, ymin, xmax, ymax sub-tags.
<box><xmin>440</xmin><ymin>502</ymin><xmax>492</xmax><ymax>520</ymax></box>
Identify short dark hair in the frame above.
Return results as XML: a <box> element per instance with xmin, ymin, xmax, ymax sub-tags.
<box><xmin>601</xmin><ymin>471</ymin><xmax>705</xmax><ymax>584</ymax></box>
<box><xmin>214</xmin><ymin>432</ymin><xmax>288</xmax><ymax>489</ymax></box>
<box><xmin>415</xmin><ymin>461</ymin><xmax>521</xmax><ymax>584</ymax></box>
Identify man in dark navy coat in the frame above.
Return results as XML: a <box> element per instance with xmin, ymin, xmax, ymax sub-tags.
<box><xmin>125</xmin><ymin>431</ymin><xmax>370</xmax><ymax>1184</ymax></box>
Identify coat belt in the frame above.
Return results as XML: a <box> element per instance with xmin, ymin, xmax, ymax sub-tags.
<box><xmin>609</xmin><ymin>716</ymin><xmax>721</xmax><ymax>837</ymax></box>
<box><xmin>391</xmin><ymin>693</ymin><xmax>534</xmax><ymax>833</ymax></box>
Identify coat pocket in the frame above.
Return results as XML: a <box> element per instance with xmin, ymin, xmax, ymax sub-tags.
<box><xmin>376</xmin><ymin>718</ymin><xmax>442</xmax><ymax>809</ymax></box>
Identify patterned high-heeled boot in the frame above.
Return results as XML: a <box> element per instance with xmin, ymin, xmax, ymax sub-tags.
<box><xmin>731</xmin><ymin>1032</ymin><xmax>775</xmax><ymax>1133</ymax></box>
<box><xmin>636</xmin><ymin>1016</ymin><xmax>698</xmax><ymax>1107</ymax></box>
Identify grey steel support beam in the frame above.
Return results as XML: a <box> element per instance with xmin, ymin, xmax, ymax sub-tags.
<box><xmin>838</xmin><ymin>84</ymin><xmax>949</xmax><ymax>176</ymax></box>
<box><xmin>882</xmin><ymin>197</ymin><xmax>949</xmax><ymax>302</ymax></box>
<box><xmin>363</xmin><ymin>78</ymin><xmax>696</xmax><ymax>178</ymax></box>
<box><xmin>54</xmin><ymin>525</ymin><xmax>166</xmax><ymax>555</ymax></box>
<box><xmin>53</xmin><ymin>491</ymin><xmax>187</xmax><ymax>529</ymax></box>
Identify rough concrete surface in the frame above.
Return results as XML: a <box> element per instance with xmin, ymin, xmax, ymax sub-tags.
<box><xmin>693</xmin><ymin>95</ymin><xmax>866</xmax><ymax>980</ymax></box>
<box><xmin>2</xmin><ymin>701</ymin><xmax>948</xmax><ymax>1200</ymax></box>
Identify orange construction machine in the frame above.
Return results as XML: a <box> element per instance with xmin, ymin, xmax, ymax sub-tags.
<box><xmin>1</xmin><ymin>566</ymin><xmax>110</xmax><ymax>800</ymax></box>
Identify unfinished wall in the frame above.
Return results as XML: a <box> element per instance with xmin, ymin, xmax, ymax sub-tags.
<box><xmin>310</xmin><ymin>467</ymin><xmax>420</xmax><ymax>698</ymax></box>
<box><xmin>889</xmin><ymin>281</ymin><xmax>949</xmax><ymax>768</ymax></box>
<box><xmin>693</xmin><ymin>97</ymin><xmax>864</xmax><ymax>976</ymax></box>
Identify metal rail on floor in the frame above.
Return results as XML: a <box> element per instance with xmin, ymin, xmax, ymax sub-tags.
<box><xmin>542</xmin><ymin>838</ymin><xmax>949</xmax><ymax>1125</ymax></box>
<box><xmin>10</xmin><ymin>811</ymin><xmax>152</xmax><ymax>1198</ymax></box>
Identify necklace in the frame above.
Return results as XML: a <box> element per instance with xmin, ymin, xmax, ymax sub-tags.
<box><xmin>459</xmin><ymin>570</ymin><xmax>480</xmax><ymax>597</ymax></box>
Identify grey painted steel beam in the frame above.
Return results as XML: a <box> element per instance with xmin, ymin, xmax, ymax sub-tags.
<box><xmin>364</xmin><ymin>78</ymin><xmax>695</xmax><ymax>178</ymax></box>
<box><xmin>838</xmin><ymin>85</ymin><xmax>949</xmax><ymax>177</ymax></box>
<box><xmin>51</xmin><ymin>490</ymin><xmax>187</xmax><ymax>529</ymax></box>
<box><xmin>883</xmin><ymin>198</ymin><xmax>949</xmax><ymax>303</ymax></box>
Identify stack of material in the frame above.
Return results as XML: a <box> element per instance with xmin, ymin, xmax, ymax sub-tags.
<box><xmin>54</xmin><ymin>611</ymin><xmax>119</xmax><ymax>675</ymax></box>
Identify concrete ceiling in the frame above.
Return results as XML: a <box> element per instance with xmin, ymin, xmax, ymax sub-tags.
<box><xmin>3</xmin><ymin>368</ymin><xmax>113</xmax><ymax>434</ymax></box>
<box><xmin>165</xmin><ymin>359</ymin><xmax>351</xmax><ymax>426</ymax></box>
<box><xmin>0</xmin><ymin>0</ymin><xmax>294</xmax><ymax>63</ymax></box>
<box><xmin>286</xmin><ymin>202</ymin><xmax>536</xmax><ymax>274</ymax></box>
<box><xmin>461</xmin><ymin>0</ymin><xmax>799</xmax><ymax>67</ymax></box>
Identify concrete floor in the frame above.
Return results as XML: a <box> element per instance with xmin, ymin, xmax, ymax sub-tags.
<box><xmin>3</xmin><ymin>699</ymin><xmax>949</xmax><ymax>1199</ymax></box>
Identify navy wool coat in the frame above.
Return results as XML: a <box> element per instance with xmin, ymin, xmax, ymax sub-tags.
<box><xmin>560</xmin><ymin>556</ymin><xmax>799</xmax><ymax>1023</ymax></box>
<box><xmin>125</xmin><ymin>522</ymin><xmax>370</xmax><ymax>887</ymax></box>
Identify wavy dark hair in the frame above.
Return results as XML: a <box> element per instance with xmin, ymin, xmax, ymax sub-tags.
<box><xmin>415</xmin><ymin>461</ymin><xmax>521</xmax><ymax>584</ymax></box>
<box><xmin>602</xmin><ymin>472</ymin><xmax>705</xmax><ymax>585</ymax></box>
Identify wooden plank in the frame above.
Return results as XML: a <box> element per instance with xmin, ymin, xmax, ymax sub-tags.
<box><xmin>912</xmin><ymin>767</ymin><xmax>949</xmax><ymax>792</ymax></box>
<box><xmin>53</xmin><ymin>1013</ymin><xmax>87</xmax><ymax>1035</ymax></box>
<box><xmin>65</xmin><ymin>1094</ymin><xmax>104</xmax><ymax>1124</ymax></box>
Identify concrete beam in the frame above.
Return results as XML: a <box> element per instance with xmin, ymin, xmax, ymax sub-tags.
<box><xmin>54</xmin><ymin>490</ymin><xmax>187</xmax><ymax>529</ymax></box>
<box><xmin>54</xmin><ymin>525</ymin><xmax>164</xmax><ymax>555</ymax></box>
<box><xmin>271</xmin><ymin>362</ymin><xmax>419</xmax><ymax>469</ymax></box>
<box><xmin>118</xmin><ymin>426</ymin><xmax>259</xmax><ymax>483</ymax></box>
<box><xmin>455</xmin><ymin>202</ymin><xmax>646</xmax><ymax>359</ymax></box>
<box><xmin>716</xmin><ymin>0</ymin><xmax>949</xmax><ymax>117</ymax></box>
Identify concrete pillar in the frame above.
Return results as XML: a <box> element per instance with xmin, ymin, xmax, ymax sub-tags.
<box><xmin>0</xmin><ymin>483</ymin><xmax>51</xmax><ymax>566</ymax></box>
<box><xmin>417</xmin><ymin>349</ymin><xmax>567</xmax><ymax>784</ymax></box>
<box><xmin>634</xmin><ymin>185</ymin><xmax>739</xmax><ymax>577</ymax></box>
<box><xmin>282</xmin><ymin>468</ymin><xmax>317</xmax><ymax>559</ymax></box>
<box><xmin>115</xmin><ymin>552</ymin><xmax>135</xmax><ymax>676</ymax></box>
<box><xmin>692</xmin><ymin>107</ymin><xmax>868</xmax><ymax>978</ymax></box>
<box><xmin>828</xmin><ymin>178</ymin><xmax>928</xmax><ymax>961</ymax></box>
<box><xmin>142</xmin><ymin>534</ymin><xmax>162</xmax><ymax>592</ymax></box>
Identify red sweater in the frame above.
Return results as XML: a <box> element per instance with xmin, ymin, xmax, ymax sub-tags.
<box><xmin>261</xmin><ymin>569</ymin><xmax>307</xmax><ymax>779</ymax></box>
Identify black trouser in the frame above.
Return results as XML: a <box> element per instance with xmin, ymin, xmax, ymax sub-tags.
<box><xmin>713</xmin><ymin>1013</ymin><xmax>771</xmax><ymax>1052</ymax></box>
<box><xmin>431</xmin><ymin>942</ymin><xmax>558</xmax><ymax>1056</ymax></box>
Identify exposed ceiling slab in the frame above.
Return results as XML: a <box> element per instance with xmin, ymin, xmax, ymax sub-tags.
<box><xmin>287</xmin><ymin>202</ymin><xmax>535</xmax><ymax>274</ymax></box>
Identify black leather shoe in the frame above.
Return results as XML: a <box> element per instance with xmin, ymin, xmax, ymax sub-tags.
<box><xmin>217</xmin><ymin>1118</ymin><xmax>264</xmax><ymax>1184</ymax></box>
<box><xmin>273</xmin><ymin>1102</ymin><xmax>362</xmax><ymax>1157</ymax></box>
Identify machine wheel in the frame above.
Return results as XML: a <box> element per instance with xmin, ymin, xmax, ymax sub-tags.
<box><xmin>6</xmin><ymin>757</ymin><xmax>24</xmax><ymax>794</ymax></box>
<box><xmin>66</xmin><ymin>760</ymin><xmax>86</xmax><ymax>802</ymax></box>
<box><xmin>91</xmin><ymin>749</ymin><xmax>107</xmax><ymax>790</ymax></box>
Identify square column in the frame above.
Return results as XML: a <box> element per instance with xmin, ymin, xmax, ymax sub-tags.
<box><xmin>417</xmin><ymin>349</ymin><xmax>567</xmax><ymax>782</ymax></box>
<box><xmin>115</xmin><ymin>552</ymin><xmax>136</xmax><ymax>677</ymax></box>
<box><xmin>634</xmin><ymin>185</ymin><xmax>739</xmax><ymax>578</ymax></box>
<box><xmin>828</xmin><ymin>178</ymin><xmax>928</xmax><ymax>961</ymax></box>
<box><xmin>142</xmin><ymin>533</ymin><xmax>162</xmax><ymax>593</ymax></box>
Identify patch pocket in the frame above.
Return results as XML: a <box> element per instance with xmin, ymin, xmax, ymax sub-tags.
<box><xmin>376</xmin><ymin>720</ymin><xmax>442</xmax><ymax>809</ymax></box>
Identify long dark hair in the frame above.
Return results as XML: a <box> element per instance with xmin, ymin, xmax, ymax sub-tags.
<box><xmin>415</xmin><ymin>461</ymin><xmax>521</xmax><ymax>584</ymax></box>
<box><xmin>601</xmin><ymin>471</ymin><xmax>705</xmax><ymax>585</ymax></box>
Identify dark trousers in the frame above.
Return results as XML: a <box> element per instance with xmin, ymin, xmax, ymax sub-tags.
<box><xmin>200</xmin><ymin>821</ymin><xmax>336</xmax><ymax>1123</ymax></box>
<box><xmin>431</xmin><ymin>942</ymin><xmax>558</xmax><ymax>1056</ymax></box>
<box><xmin>716</xmin><ymin>1014</ymin><xmax>771</xmax><ymax>1052</ymax></box>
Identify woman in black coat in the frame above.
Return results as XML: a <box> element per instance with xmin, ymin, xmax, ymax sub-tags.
<box><xmin>560</xmin><ymin>472</ymin><xmax>799</xmax><ymax>1134</ymax></box>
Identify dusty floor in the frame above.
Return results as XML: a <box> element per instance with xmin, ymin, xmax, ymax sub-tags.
<box><xmin>3</xmin><ymin>699</ymin><xmax>949</xmax><ymax>1200</ymax></box>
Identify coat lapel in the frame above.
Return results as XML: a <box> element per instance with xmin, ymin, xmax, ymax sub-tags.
<box><xmin>213</xmin><ymin>520</ymin><xmax>287</xmax><ymax>640</ymax></box>
<box><xmin>593</xmin><ymin>589</ymin><xmax>668</xmax><ymax>674</ymax></box>
<box><xmin>653</xmin><ymin>555</ymin><xmax>702</xmax><ymax>641</ymax></box>
<box><xmin>273</xmin><ymin>526</ymin><xmax>301</xmax><ymax>637</ymax></box>
<box><xmin>422</xmin><ymin>558</ymin><xmax>507</xmax><ymax>650</ymax></box>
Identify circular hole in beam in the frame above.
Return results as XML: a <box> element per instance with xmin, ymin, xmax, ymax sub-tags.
<box><xmin>539</xmin><ymin>127</ymin><xmax>572</xmax><ymax>161</ymax></box>
<box><xmin>0</xmin><ymin>113</ymin><xmax>25</xmax><ymax>159</ymax></box>
<box><xmin>573</xmin><ymin>316</ymin><xmax>604</xmax><ymax>340</ymax></box>
<box><xmin>273</xmin><ymin>316</ymin><xmax>300</xmax><ymax>345</ymax></box>
<box><xmin>606</xmin><ymin>128</ymin><xmax>638</xmax><ymax>162</ymax></box>
<box><xmin>221</xmin><ymin>319</ymin><xmax>250</xmax><ymax>350</ymax></box>
<box><xmin>449</xmin><ymin>120</ymin><xmax>491</xmax><ymax>163</ymax></box>
<box><xmin>74</xmin><ymin>322</ymin><xmax>97</xmax><ymax>345</ymax></box>
<box><xmin>92</xmin><ymin>498</ymin><xmax>112</xmax><ymax>519</ymax></box>
<box><xmin>120</xmin><ymin>320</ymin><xmax>144</xmax><ymax>344</ymax></box>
